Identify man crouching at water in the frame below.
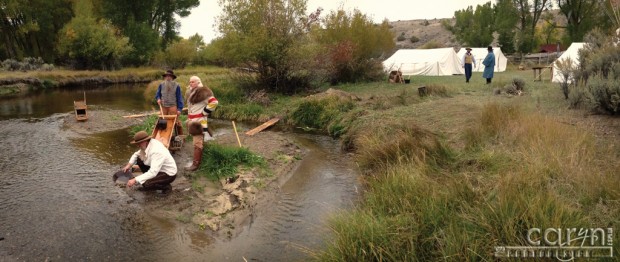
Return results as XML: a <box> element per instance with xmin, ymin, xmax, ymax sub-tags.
<box><xmin>122</xmin><ymin>131</ymin><xmax>177</xmax><ymax>194</ymax></box>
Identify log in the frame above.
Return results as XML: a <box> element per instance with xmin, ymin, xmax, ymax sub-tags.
<box><xmin>245</xmin><ymin>118</ymin><xmax>280</xmax><ymax>136</ymax></box>
<box><xmin>122</xmin><ymin>112</ymin><xmax>159</xmax><ymax>118</ymax></box>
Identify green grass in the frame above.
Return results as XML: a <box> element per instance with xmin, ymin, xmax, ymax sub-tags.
<box><xmin>193</xmin><ymin>143</ymin><xmax>267</xmax><ymax>181</ymax></box>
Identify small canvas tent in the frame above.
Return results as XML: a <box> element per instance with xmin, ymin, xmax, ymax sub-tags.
<box><xmin>552</xmin><ymin>42</ymin><xmax>586</xmax><ymax>83</ymax></box>
<box><xmin>456</xmin><ymin>47</ymin><xmax>508</xmax><ymax>72</ymax></box>
<box><xmin>383</xmin><ymin>48</ymin><xmax>464</xmax><ymax>76</ymax></box>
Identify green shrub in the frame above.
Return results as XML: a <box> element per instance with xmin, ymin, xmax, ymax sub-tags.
<box><xmin>409</xmin><ymin>35</ymin><xmax>419</xmax><ymax>43</ymax></box>
<box><xmin>397</xmin><ymin>32</ymin><xmax>406</xmax><ymax>42</ymax></box>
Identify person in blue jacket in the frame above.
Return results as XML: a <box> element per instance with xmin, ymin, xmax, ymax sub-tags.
<box><xmin>155</xmin><ymin>70</ymin><xmax>184</xmax><ymax>135</ymax></box>
<box><xmin>482</xmin><ymin>46</ymin><xmax>496</xmax><ymax>84</ymax></box>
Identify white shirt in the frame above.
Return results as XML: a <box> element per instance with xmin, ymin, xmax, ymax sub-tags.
<box><xmin>127</xmin><ymin>139</ymin><xmax>177</xmax><ymax>184</ymax></box>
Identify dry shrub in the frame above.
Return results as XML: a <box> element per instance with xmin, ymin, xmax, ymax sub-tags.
<box><xmin>246</xmin><ymin>89</ymin><xmax>271</xmax><ymax>106</ymax></box>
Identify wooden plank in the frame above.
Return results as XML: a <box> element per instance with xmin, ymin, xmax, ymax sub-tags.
<box><xmin>245</xmin><ymin>118</ymin><xmax>280</xmax><ymax>136</ymax></box>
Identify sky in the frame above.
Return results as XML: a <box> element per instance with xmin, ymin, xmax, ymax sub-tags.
<box><xmin>179</xmin><ymin>0</ymin><xmax>493</xmax><ymax>43</ymax></box>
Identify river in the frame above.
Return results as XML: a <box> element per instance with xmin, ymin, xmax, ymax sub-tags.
<box><xmin>0</xmin><ymin>84</ymin><xmax>360</xmax><ymax>261</ymax></box>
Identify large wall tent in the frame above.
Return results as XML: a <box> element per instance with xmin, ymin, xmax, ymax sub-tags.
<box><xmin>383</xmin><ymin>48</ymin><xmax>465</xmax><ymax>76</ymax></box>
<box><xmin>552</xmin><ymin>42</ymin><xmax>586</xmax><ymax>83</ymax></box>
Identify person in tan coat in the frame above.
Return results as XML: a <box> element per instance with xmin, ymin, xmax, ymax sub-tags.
<box><xmin>184</xmin><ymin>76</ymin><xmax>218</xmax><ymax>171</ymax></box>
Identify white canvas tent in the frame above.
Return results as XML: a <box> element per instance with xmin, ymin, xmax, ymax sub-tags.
<box><xmin>456</xmin><ymin>47</ymin><xmax>508</xmax><ymax>72</ymax></box>
<box><xmin>552</xmin><ymin>42</ymin><xmax>586</xmax><ymax>83</ymax></box>
<box><xmin>382</xmin><ymin>48</ymin><xmax>464</xmax><ymax>76</ymax></box>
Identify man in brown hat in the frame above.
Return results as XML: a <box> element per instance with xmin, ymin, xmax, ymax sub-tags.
<box><xmin>155</xmin><ymin>70</ymin><xmax>184</xmax><ymax>135</ymax></box>
<box><xmin>461</xmin><ymin>47</ymin><xmax>476</xmax><ymax>83</ymax></box>
<box><xmin>122</xmin><ymin>131</ymin><xmax>177</xmax><ymax>193</ymax></box>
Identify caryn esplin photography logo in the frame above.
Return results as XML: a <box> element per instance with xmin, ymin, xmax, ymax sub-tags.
<box><xmin>494</xmin><ymin>227</ymin><xmax>613</xmax><ymax>261</ymax></box>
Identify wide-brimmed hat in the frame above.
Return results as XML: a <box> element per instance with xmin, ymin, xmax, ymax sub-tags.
<box><xmin>130</xmin><ymin>131</ymin><xmax>151</xmax><ymax>144</ymax></box>
<box><xmin>162</xmin><ymin>70</ymin><xmax>177</xmax><ymax>79</ymax></box>
<box><xmin>465</xmin><ymin>47</ymin><xmax>472</xmax><ymax>51</ymax></box>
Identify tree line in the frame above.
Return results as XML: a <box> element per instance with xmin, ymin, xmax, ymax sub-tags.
<box><xmin>445</xmin><ymin>0</ymin><xmax>617</xmax><ymax>54</ymax></box>
<box><xmin>0</xmin><ymin>0</ymin><xmax>199</xmax><ymax>69</ymax></box>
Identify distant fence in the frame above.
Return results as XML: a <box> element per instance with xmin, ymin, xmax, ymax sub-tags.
<box><xmin>507</xmin><ymin>52</ymin><xmax>563</xmax><ymax>67</ymax></box>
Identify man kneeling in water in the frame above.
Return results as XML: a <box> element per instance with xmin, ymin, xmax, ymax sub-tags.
<box><xmin>122</xmin><ymin>131</ymin><xmax>177</xmax><ymax>194</ymax></box>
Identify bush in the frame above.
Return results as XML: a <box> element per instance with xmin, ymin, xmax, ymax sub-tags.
<box><xmin>410</xmin><ymin>35</ymin><xmax>419</xmax><ymax>43</ymax></box>
<box><xmin>0</xmin><ymin>57</ymin><xmax>52</xmax><ymax>71</ymax></box>
<box><xmin>397</xmin><ymin>32</ymin><xmax>406</xmax><ymax>42</ymax></box>
<box><xmin>570</xmin><ymin>30</ymin><xmax>620</xmax><ymax>114</ymax></box>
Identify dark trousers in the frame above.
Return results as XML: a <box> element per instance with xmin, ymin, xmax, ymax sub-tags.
<box><xmin>136</xmin><ymin>158</ymin><xmax>176</xmax><ymax>190</ymax></box>
<box><xmin>486</xmin><ymin>78</ymin><xmax>492</xmax><ymax>84</ymax></box>
<box><xmin>464</xmin><ymin>63</ymin><xmax>472</xmax><ymax>82</ymax></box>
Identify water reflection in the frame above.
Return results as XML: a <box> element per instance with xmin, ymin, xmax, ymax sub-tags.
<box><xmin>0</xmin><ymin>83</ymin><xmax>152</xmax><ymax>120</ymax></box>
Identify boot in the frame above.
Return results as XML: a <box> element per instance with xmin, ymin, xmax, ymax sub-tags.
<box><xmin>186</xmin><ymin>146</ymin><xmax>202</xmax><ymax>171</ymax></box>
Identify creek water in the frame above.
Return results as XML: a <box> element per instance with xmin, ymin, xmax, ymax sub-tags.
<box><xmin>0</xmin><ymin>84</ymin><xmax>360</xmax><ymax>261</ymax></box>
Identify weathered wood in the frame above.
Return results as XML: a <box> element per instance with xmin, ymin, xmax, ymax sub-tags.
<box><xmin>74</xmin><ymin>101</ymin><xmax>88</xmax><ymax>121</ymax></box>
<box><xmin>74</xmin><ymin>91</ymin><xmax>88</xmax><ymax>121</ymax></box>
<box><xmin>245</xmin><ymin>118</ymin><xmax>280</xmax><ymax>136</ymax></box>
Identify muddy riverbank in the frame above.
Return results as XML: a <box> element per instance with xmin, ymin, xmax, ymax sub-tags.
<box><xmin>65</xmin><ymin>108</ymin><xmax>309</xmax><ymax>237</ymax></box>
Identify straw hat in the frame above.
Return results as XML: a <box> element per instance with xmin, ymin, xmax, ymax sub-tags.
<box><xmin>465</xmin><ymin>47</ymin><xmax>472</xmax><ymax>51</ymax></box>
<box><xmin>130</xmin><ymin>131</ymin><xmax>151</xmax><ymax>144</ymax></box>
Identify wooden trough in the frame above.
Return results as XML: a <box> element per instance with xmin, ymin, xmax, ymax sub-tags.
<box><xmin>74</xmin><ymin>92</ymin><xmax>88</xmax><ymax>121</ymax></box>
<box><xmin>151</xmin><ymin>114</ymin><xmax>185</xmax><ymax>151</ymax></box>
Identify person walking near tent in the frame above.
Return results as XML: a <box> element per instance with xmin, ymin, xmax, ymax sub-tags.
<box><xmin>184</xmin><ymin>76</ymin><xmax>218</xmax><ymax>171</ymax></box>
<box><xmin>462</xmin><ymin>47</ymin><xmax>476</xmax><ymax>83</ymax></box>
<box><xmin>155</xmin><ymin>70</ymin><xmax>184</xmax><ymax>135</ymax></box>
<box><xmin>482</xmin><ymin>46</ymin><xmax>496</xmax><ymax>84</ymax></box>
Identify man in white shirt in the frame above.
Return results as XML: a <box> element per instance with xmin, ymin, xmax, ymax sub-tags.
<box><xmin>122</xmin><ymin>131</ymin><xmax>177</xmax><ymax>194</ymax></box>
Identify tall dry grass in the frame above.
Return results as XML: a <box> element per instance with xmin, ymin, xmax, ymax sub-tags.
<box><xmin>317</xmin><ymin>101</ymin><xmax>620</xmax><ymax>261</ymax></box>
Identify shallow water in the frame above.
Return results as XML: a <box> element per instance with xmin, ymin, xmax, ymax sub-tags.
<box><xmin>0</xmin><ymin>84</ymin><xmax>360</xmax><ymax>261</ymax></box>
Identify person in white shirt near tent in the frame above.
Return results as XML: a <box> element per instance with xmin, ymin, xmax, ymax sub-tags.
<box><xmin>462</xmin><ymin>47</ymin><xmax>476</xmax><ymax>83</ymax></box>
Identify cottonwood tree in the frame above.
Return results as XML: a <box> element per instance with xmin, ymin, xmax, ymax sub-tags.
<box><xmin>514</xmin><ymin>0</ymin><xmax>553</xmax><ymax>54</ymax></box>
<box><xmin>556</xmin><ymin>0</ymin><xmax>599</xmax><ymax>42</ymax></box>
<box><xmin>56</xmin><ymin>0</ymin><xmax>131</xmax><ymax>69</ymax></box>
<box><xmin>0</xmin><ymin>0</ymin><xmax>73</xmax><ymax>61</ymax></box>
<box><xmin>92</xmin><ymin>0</ymin><xmax>198</xmax><ymax>65</ymax></box>
<box><xmin>217</xmin><ymin>0</ymin><xmax>314</xmax><ymax>93</ymax></box>
<box><xmin>445</xmin><ymin>3</ymin><xmax>495</xmax><ymax>48</ymax></box>
<box><xmin>494</xmin><ymin>0</ymin><xmax>519</xmax><ymax>53</ymax></box>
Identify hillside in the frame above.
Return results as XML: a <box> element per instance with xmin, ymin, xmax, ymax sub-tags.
<box><xmin>387</xmin><ymin>9</ymin><xmax>567</xmax><ymax>53</ymax></box>
<box><xmin>389</xmin><ymin>18</ymin><xmax>458</xmax><ymax>50</ymax></box>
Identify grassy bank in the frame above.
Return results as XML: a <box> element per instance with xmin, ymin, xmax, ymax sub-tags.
<box><xmin>310</xmin><ymin>71</ymin><xmax>620</xmax><ymax>260</ymax></box>
<box><xmin>0</xmin><ymin>66</ymin><xmax>229</xmax><ymax>97</ymax></box>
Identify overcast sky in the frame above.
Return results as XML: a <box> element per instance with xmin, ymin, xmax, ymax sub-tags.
<box><xmin>179</xmin><ymin>0</ymin><xmax>494</xmax><ymax>43</ymax></box>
